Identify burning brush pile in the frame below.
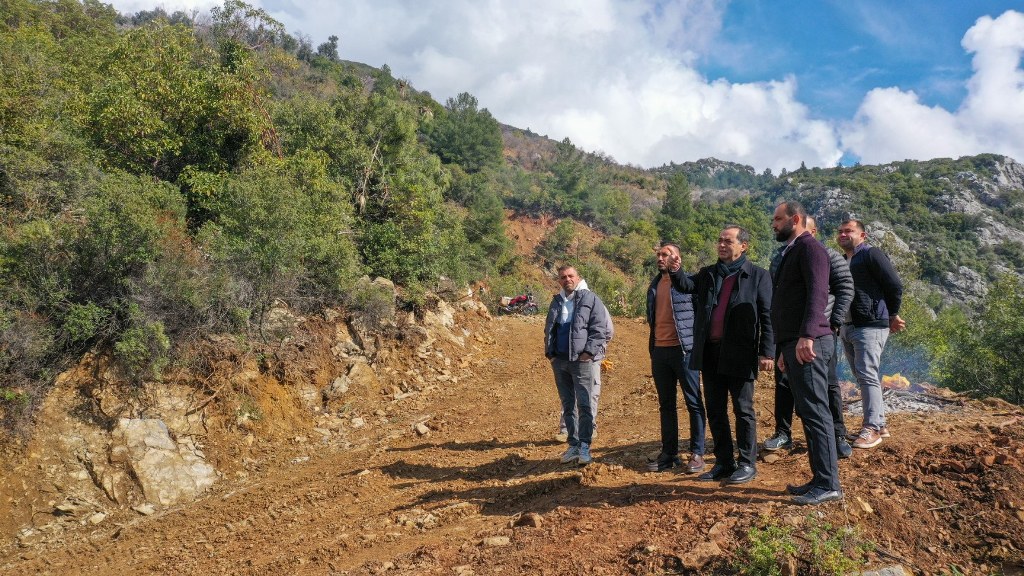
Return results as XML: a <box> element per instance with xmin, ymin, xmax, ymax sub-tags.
<box><xmin>842</xmin><ymin>373</ymin><xmax>963</xmax><ymax>414</ymax></box>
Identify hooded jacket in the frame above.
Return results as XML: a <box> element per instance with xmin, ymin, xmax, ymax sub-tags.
<box><xmin>543</xmin><ymin>283</ymin><xmax>612</xmax><ymax>362</ymax></box>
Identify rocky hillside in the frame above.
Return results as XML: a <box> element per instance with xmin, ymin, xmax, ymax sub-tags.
<box><xmin>780</xmin><ymin>155</ymin><xmax>1024</xmax><ymax>305</ymax></box>
<box><xmin>506</xmin><ymin>115</ymin><xmax>1024</xmax><ymax>305</ymax></box>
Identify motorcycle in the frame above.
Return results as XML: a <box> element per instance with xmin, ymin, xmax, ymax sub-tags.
<box><xmin>497</xmin><ymin>292</ymin><xmax>538</xmax><ymax>315</ymax></box>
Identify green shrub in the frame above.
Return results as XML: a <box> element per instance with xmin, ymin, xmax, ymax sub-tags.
<box><xmin>938</xmin><ymin>274</ymin><xmax>1024</xmax><ymax>403</ymax></box>
<box><xmin>346</xmin><ymin>277</ymin><xmax>397</xmax><ymax>325</ymax></box>
<box><xmin>538</xmin><ymin>219</ymin><xmax>578</xmax><ymax>262</ymax></box>
<box><xmin>734</xmin><ymin>518</ymin><xmax>873</xmax><ymax>576</ymax></box>
<box><xmin>806</xmin><ymin>519</ymin><xmax>874</xmax><ymax>575</ymax></box>
<box><xmin>62</xmin><ymin>302</ymin><xmax>111</xmax><ymax>345</ymax></box>
<box><xmin>113</xmin><ymin>304</ymin><xmax>170</xmax><ymax>381</ymax></box>
<box><xmin>734</xmin><ymin>523</ymin><xmax>797</xmax><ymax>576</ymax></box>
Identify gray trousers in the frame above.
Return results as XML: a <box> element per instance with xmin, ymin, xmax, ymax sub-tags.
<box><xmin>551</xmin><ymin>357</ymin><xmax>597</xmax><ymax>446</ymax></box>
<box><xmin>559</xmin><ymin>368</ymin><xmax>600</xmax><ymax>432</ymax></box>
<box><xmin>840</xmin><ymin>325</ymin><xmax>889</xmax><ymax>430</ymax></box>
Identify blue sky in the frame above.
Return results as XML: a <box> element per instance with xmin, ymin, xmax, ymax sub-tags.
<box><xmin>703</xmin><ymin>0</ymin><xmax>1015</xmax><ymax>118</ymax></box>
<box><xmin>107</xmin><ymin>1</ymin><xmax>1024</xmax><ymax>173</ymax></box>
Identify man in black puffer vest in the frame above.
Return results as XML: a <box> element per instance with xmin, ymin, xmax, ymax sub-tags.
<box><xmin>645</xmin><ymin>242</ymin><xmax>705</xmax><ymax>474</ymax></box>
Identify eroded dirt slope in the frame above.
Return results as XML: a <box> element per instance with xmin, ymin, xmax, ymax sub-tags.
<box><xmin>2</xmin><ymin>315</ymin><xmax>1023</xmax><ymax>575</ymax></box>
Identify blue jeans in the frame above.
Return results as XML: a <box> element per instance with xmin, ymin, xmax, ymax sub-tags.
<box><xmin>651</xmin><ymin>345</ymin><xmax>705</xmax><ymax>456</ymax></box>
<box><xmin>550</xmin><ymin>357</ymin><xmax>596</xmax><ymax>446</ymax></box>
<box><xmin>840</xmin><ymin>325</ymin><xmax>889</xmax><ymax>430</ymax></box>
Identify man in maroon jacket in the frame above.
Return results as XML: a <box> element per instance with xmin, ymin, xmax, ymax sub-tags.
<box><xmin>770</xmin><ymin>201</ymin><xmax>842</xmax><ymax>505</ymax></box>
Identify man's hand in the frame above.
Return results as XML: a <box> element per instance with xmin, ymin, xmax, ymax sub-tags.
<box><xmin>669</xmin><ymin>252</ymin><xmax>681</xmax><ymax>272</ymax></box>
<box><xmin>889</xmin><ymin>314</ymin><xmax>906</xmax><ymax>334</ymax></box>
<box><xmin>795</xmin><ymin>337</ymin><xmax>816</xmax><ymax>365</ymax></box>
<box><xmin>777</xmin><ymin>356</ymin><xmax>786</xmax><ymax>373</ymax></box>
<box><xmin>758</xmin><ymin>356</ymin><xmax>774</xmax><ymax>372</ymax></box>
<box><xmin>578</xmin><ymin>352</ymin><xmax>593</xmax><ymax>362</ymax></box>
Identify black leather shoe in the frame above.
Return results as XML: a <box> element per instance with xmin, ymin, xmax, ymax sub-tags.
<box><xmin>646</xmin><ymin>455</ymin><xmax>681</xmax><ymax>472</ymax></box>
<box><xmin>792</xmin><ymin>487</ymin><xmax>843</xmax><ymax>505</ymax></box>
<box><xmin>837</xmin><ymin>437</ymin><xmax>853</xmax><ymax>459</ymax></box>
<box><xmin>697</xmin><ymin>462</ymin><xmax>736</xmax><ymax>481</ymax></box>
<box><xmin>785</xmin><ymin>481</ymin><xmax>814</xmax><ymax>496</ymax></box>
<box><xmin>726</xmin><ymin>465</ymin><xmax>757</xmax><ymax>484</ymax></box>
<box><xmin>647</xmin><ymin>450</ymin><xmax>674</xmax><ymax>463</ymax></box>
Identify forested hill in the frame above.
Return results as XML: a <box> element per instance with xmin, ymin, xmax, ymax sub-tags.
<box><xmin>1</xmin><ymin>0</ymin><xmax>1023</xmax><ymax>427</ymax></box>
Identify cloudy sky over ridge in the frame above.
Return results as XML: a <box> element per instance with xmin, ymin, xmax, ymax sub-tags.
<box><xmin>107</xmin><ymin>0</ymin><xmax>1024</xmax><ymax>173</ymax></box>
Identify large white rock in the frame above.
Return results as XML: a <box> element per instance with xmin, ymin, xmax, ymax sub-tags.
<box><xmin>113</xmin><ymin>418</ymin><xmax>218</xmax><ymax>507</ymax></box>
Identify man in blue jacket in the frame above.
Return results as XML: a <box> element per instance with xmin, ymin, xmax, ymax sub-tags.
<box><xmin>771</xmin><ymin>201</ymin><xmax>842</xmax><ymax>505</ymax></box>
<box><xmin>544</xmin><ymin>265</ymin><xmax>612</xmax><ymax>466</ymax></box>
<box><xmin>645</xmin><ymin>242</ymin><xmax>705</xmax><ymax>473</ymax></box>
<box><xmin>837</xmin><ymin>219</ymin><xmax>905</xmax><ymax>450</ymax></box>
<box><xmin>669</xmin><ymin>225</ymin><xmax>774</xmax><ymax>485</ymax></box>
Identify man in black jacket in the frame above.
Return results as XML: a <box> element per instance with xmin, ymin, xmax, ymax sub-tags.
<box><xmin>837</xmin><ymin>219</ymin><xmax>905</xmax><ymax>450</ymax></box>
<box><xmin>763</xmin><ymin>215</ymin><xmax>855</xmax><ymax>458</ymax></box>
<box><xmin>669</xmin><ymin>225</ymin><xmax>774</xmax><ymax>485</ymax></box>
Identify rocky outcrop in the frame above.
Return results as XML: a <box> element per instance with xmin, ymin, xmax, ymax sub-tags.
<box><xmin>111</xmin><ymin>418</ymin><xmax>218</xmax><ymax>507</ymax></box>
<box><xmin>994</xmin><ymin>157</ymin><xmax>1024</xmax><ymax>190</ymax></box>
<box><xmin>942</xmin><ymin>266</ymin><xmax>989</xmax><ymax>304</ymax></box>
<box><xmin>4</xmin><ymin>284</ymin><xmax>492</xmax><ymax>546</ymax></box>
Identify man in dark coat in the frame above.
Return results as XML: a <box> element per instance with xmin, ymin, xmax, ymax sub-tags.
<box><xmin>763</xmin><ymin>215</ymin><xmax>855</xmax><ymax>459</ymax></box>
<box><xmin>771</xmin><ymin>201</ymin><xmax>842</xmax><ymax>505</ymax></box>
<box><xmin>669</xmin><ymin>225</ymin><xmax>774</xmax><ymax>485</ymax></box>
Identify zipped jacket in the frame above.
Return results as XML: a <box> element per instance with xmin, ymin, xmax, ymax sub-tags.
<box><xmin>646</xmin><ymin>274</ymin><xmax>695</xmax><ymax>352</ymax></box>
<box><xmin>543</xmin><ymin>288</ymin><xmax>611</xmax><ymax>361</ymax></box>
<box><xmin>846</xmin><ymin>243</ymin><xmax>902</xmax><ymax>328</ymax></box>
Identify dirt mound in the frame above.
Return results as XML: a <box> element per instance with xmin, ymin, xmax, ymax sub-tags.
<box><xmin>1</xmin><ymin>315</ymin><xmax>1023</xmax><ymax>575</ymax></box>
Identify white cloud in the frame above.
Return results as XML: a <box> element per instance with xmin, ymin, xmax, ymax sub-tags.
<box><xmin>266</xmin><ymin>0</ymin><xmax>844</xmax><ymax>172</ymax></box>
<box><xmin>842</xmin><ymin>10</ymin><xmax>1024</xmax><ymax>165</ymax></box>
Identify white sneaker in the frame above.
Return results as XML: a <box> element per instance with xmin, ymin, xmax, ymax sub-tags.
<box><xmin>555</xmin><ymin>429</ymin><xmax>568</xmax><ymax>442</ymax></box>
<box><xmin>578</xmin><ymin>443</ymin><xmax>592</xmax><ymax>465</ymax></box>
<box><xmin>560</xmin><ymin>445</ymin><xmax>580</xmax><ymax>464</ymax></box>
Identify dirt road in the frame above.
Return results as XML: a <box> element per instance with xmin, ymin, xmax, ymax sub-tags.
<box><xmin>1</xmin><ymin>315</ymin><xmax>1023</xmax><ymax>575</ymax></box>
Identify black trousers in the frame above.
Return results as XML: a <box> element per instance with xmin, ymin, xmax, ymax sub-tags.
<box><xmin>701</xmin><ymin>343</ymin><xmax>757</xmax><ymax>467</ymax></box>
<box><xmin>651</xmin><ymin>345</ymin><xmax>706</xmax><ymax>457</ymax></box>
<box><xmin>781</xmin><ymin>335</ymin><xmax>840</xmax><ymax>491</ymax></box>
<box><xmin>773</xmin><ymin>332</ymin><xmax>848</xmax><ymax>439</ymax></box>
